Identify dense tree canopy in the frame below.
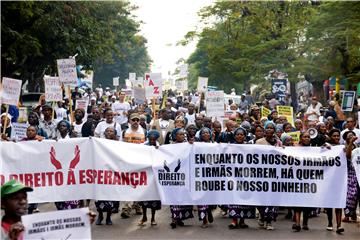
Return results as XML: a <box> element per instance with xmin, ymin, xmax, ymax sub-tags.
<box><xmin>184</xmin><ymin>1</ymin><xmax>360</xmax><ymax>94</ymax></box>
<box><xmin>1</xmin><ymin>1</ymin><xmax>151</xmax><ymax>90</ymax></box>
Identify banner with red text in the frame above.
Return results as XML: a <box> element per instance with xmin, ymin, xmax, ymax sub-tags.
<box><xmin>152</xmin><ymin>143</ymin><xmax>347</xmax><ymax>208</ymax></box>
<box><xmin>0</xmin><ymin>138</ymin><xmax>159</xmax><ymax>203</ymax></box>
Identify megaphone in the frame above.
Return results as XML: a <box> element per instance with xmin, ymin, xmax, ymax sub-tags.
<box><xmin>307</xmin><ymin>128</ymin><xmax>318</xmax><ymax>139</ymax></box>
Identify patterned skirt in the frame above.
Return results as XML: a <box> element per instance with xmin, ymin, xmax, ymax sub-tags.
<box><xmin>228</xmin><ymin>205</ymin><xmax>256</xmax><ymax>219</ymax></box>
<box><xmin>55</xmin><ymin>201</ymin><xmax>80</xmax><ymax>210</ymax></box>
<box><xmin>139</xmin><ymin>201</ymin><xmax>161</xmax><ymax>210</ymax></box>
<box><xmin>197</xmin><ymin>205</ymin><xmax>216</xmax><ymax>221</ymax></box>
<box><xmin>345</xmin><ymin>161</ymin><xmax>360</xmax><ymax>217</ymax></box>
<box><xmin>257</xmin><ymin>206</ymin><xmax>278</xmax><ymax>222</ymax></box>
<box><xmin>170</xmin><ymin>205</ymin><xmax>194</xmax><ymax>221</ymax></box>
<box><xmin>95</xmin><ymin>201</ymin><xmax>119</xmax><ymax>212</ymax></box>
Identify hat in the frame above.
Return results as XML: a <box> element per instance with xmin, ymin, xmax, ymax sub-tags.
<box><xmin>90</xmin><ymin>96</ymin><xmax>97</xmax><ymax>101</ymax></box>
<box><xmin>0</xmin><ymin>113</ymin><xmax>12</xmax><ymax>120</ymax></box>
<box><xmin>130</xmin><ymin>113</ymin><xmax>140</xmax><ymax>120</ymax></box>
<box><xmin>41</xmin><ymin>104</ymin><xmax>52</xmax><ymax>111</ymax></box>
<box><xmin>111</xmin><ymin>95</ymin><xmax>116</xmax><ymax>99</ymax></box>
<box><xmin>1</xmin><ymin>179</ymin><xmax>33</xmax><ymax>199</ymax></box>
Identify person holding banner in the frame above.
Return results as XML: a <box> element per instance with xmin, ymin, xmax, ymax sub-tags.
<box><xmin>196</xmin><ymin>127</ymin><xmax>215</xmax><ymax>228</ymax></box>
<box><xmin>169</xmin><ymin>128</ymin><xmax>194</xmax><ymax>229</ymax></box>
<box><xmin>256</xmin><ymin>121</ymin><xmax>280</xmax><ymax>230</ymax></box>
<box><xmin>324</xmin><ymin>128</ymin><xmax>344</xmax><ymax>233</ymax></box>
<box><xmin>228</xmin><ymin>127</ymin><xmax>255</xmax><ymax>229</ymax></box>
<box><xmin>292</xmin><ymin>131</ymin><xmax>312</xmax><ymax>232</ymax></box>
<box><xmin>138</xmin><ymin>130</ymin><xmax>162</xmax><ymax>227</ymax></box>
<box><xmin>95</xmin><ymin>127</ymin><xmax>120</xmax><ymax>225</ymax></box>
<box><xmin>343</xmin><ymin>131</ymin><xmax>360</xmax><ymax>223</ymax></box>
<box><xmin>94</xmin><ymin>108</ymin><xmax>122</xmax><ymax>140</ymax></box>
<box><xmin>54</xmin><ymin>120</ymin><xmax>71</xmax><ymax>140</ymax></box>
<box><xmin>27</xmin><ymin>112</ymin><xmax>48</xmax><ymax>139</ymax></box>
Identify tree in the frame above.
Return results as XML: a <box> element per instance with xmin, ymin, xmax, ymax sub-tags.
<box><xmin>1</xmin><ymin>1</ymin><xmax>151</xmax><ymax>90</ymax></box>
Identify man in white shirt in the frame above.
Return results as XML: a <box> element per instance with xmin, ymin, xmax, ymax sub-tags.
<box><xmin>71</xmin><ymin>108</ymin><xmax>86</xmax><ymax>138</ymax></box>
<box><xmin>185</xmin><ymin>103</ymin><xmax>196</xmax><ymax>126</ymax></box>
<box><xmin>340</xmin><ymin>117</ymin><xmax>360</xmax><ymax>144</ymax></box>
<box><xmin>55</xmin><ymin>101</ymin><xmax>68</xmax><ymax>123</ymax></box>
<box><xmin>112</xmin><ymin>91</ymin><xmax>131</xmax><ymax>130</ymax></box>
<box><xmin>94</xmin><ymin>108</ymin><xmax>122</xmax><ymax>140</ymax></box>
<box><xmin>305</xmin><ymin>96</ymin><xmax>322</xmax><ymax>122</ymax></box>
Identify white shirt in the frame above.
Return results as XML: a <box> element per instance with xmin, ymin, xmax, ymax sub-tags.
<box><xmin>94</xmin><ymin>121</ymin><xmax>123</xmax><ymax>140</ymax></box>
<box><xmin>340</xmin><ymin>128</ymin><xmax>360</xmax><ymax>144</ymax></box>
<box><xmin>72</xmin><ymin>121</ymin><xmax>85</xmax><ymax>138</ymax></box>
<box><xmin>159</xmin><ymin>119</ymin><xmax>170</xmax><ymax>138</ymax></box>
<box><xmin>306</xmin><ymin>102</ymin><xmax>322</xmax><ymax>121</ymax></box>
<box><xmin>185</xmin><ymin>113</ymin><xmax>196</xmax><ymax>126</ymax></box>
<box><xmin>112</xmin><ymin>101</ymin><xmax>131</xmax><ymax>125</ymax></box>
<box><xmin>55</xmin><ymin>108</ymin><xmax>68</xmax><ymax>122</ymax></box>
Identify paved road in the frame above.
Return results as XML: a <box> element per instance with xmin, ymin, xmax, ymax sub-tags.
<box><xmin>37</xmin><ymin>203</ymin><xmax>359</xmax><ymax>239</ymax></box>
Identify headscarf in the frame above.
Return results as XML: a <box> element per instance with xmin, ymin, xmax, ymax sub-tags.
<box><xmin>199</xmin><ymin>127</ymin><xmax>212</xmax><ymax>142</ymax></box>
<box><xmin>264</xmin><ymin>120</ymin><xmax>275</xmax><ymax>129</ymax></box>
<box><xmin>171</xmin><ymin>128</ymin><xmax>184</xmax><ymax>142</ymax></box>
<box><xmin>233</xmin><ymin>127</ymin><xmax>247</xmax><ymax>136</ymax></box>
<box><xmin>280</xmin><ymin>133</ymin><xmax>292</xmax><ymax>144</ymax></box>
<box><xmin>57</xmin><ymin>120</ymin><xmax>71</xmax><ymax>131</ymax></box>
<box><xmin>240</xmin><ymin>121</ymin><xmax>251</xmax><ymax>131</ymax></box>
<box><xmin>276</xmin><ymin>124</ymin><xmax>283</xmax><ymax>133</ymax></box>
<box><xmin>146</xmin><ymin>130</ymin><xmax>160</xmax><ymax>140</ymax></box>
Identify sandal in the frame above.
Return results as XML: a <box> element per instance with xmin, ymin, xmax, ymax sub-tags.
<box><xmin>336</xmin><ymin>227</ymin><xmax>344</xmax><ymax>234</ymax></box>
<box><xmin>228</xmin><ymin>223</ymin><xmax>238</xmax><ymax>229</ymax></box>
<box><xmin>138</xmin><ymin>219</ymin><xmax>147</xmax><ymax>226</ymax></box>
<box><xmin>151</xmin><ymin>220</ymin><xmax>157</xmax><ymax>226</ymax></box>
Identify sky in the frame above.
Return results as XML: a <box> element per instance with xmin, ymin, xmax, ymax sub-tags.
<box><xmin>130</xmin><ymin>0</ymin><xmax>215</xmax><ymax>79</ymax></box>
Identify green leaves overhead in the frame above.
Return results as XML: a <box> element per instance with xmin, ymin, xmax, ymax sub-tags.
<box><xmin>185</xmin><ymin>1</ymin><xmax>360</xmax><ymax>92</ymax></box>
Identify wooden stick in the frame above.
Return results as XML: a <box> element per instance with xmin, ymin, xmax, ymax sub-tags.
<box><xmin>2</xmin><ymin>104</ymin><xmax>9</xmax><ymax>135</ymax></box>
<box><xmin>51</xmin><ymin>101</ymin><xmax>55</xmax><ymax>121</ymax></box>
<box><xmin>152</xmin><ymin>97</ymin><xmax>156</xmax><ymax>120</ymax></box>
<box><xmin>68</xmin><ymin>86</ymin><xmax>74</xmax><ymax>124</ymax></box>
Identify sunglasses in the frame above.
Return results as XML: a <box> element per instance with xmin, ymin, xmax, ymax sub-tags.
<box><xmin>132</xmin><ymin>118</ymin><xmax>140</xmax><ymax>122</ymax></box>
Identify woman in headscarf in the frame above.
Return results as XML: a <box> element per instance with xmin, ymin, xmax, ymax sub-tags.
<box><xmin>280</xmin><ymin>133</ymin><xmax>294</xmax><ymax>146</ymax></box>
<box><xmin>54</xmin><ymin>120</ymin><xmax>71</xmax><ymax>140</ymax></box>
<box><xmin>256</xmin><ymin>121</ymin><xmax>280</xmax><ymax>230</ymax></box>
<box><xmin>185</xmin><ymin>124</ymin><xmax>197</xmax><ymax>143</ymax></box>
<box><xmin>164</xmin><ymin>116</ymin><xmax>186</xmax><ymax>144</ymax></box>
<box><xmin>343</xmin><ymin>130</ymin><xmax>359</xmax><ymax>223</ymax></box>
<box><xmin>310</xmin><ymin>122</ymin><xmax>328</xmax><ymax>147</ymax></box>
<box><xmin>169</xmin><ymin>128</ymin><xmax>194</xmax><ymax>229</ymax></box>
<box><xmin>323</xmin><ymin>129</ymin><xmax>344</xmax><ymax>233</ymax></box>
<box><xmin>196</xmin><ymin>127</ymin><xmax>215</xmax><ymax>228</ymax></box>
<box><xmin>228</xmin><ymin>127</ymin><xmax>255</xmax><ymax>229</ymax></box>
<box><xmin>138</xmin><ymin>130</ymin><xmax>162</xmax><ymax>226</ymax></box>
<box><xmin>95</xmin><ymin>127</ymin><xmax>120</xmax><ymax>225</ymax></box>
<box><xmin>291</xmin><ymin>131</ymin><xmax>312</xmax><ymax>232</ymax></box>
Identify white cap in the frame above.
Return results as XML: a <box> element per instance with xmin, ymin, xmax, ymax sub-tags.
<box><xmin>90</xmin><ymin>96</ymin><xmax>96</xmax><ymax>101</ymax></box>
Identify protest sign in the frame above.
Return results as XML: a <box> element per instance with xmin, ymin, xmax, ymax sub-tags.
<box><xmin>129</xmin><ymin>73</ymin><xmax>136</xmax><ymax>82</ymax></box>
<box><xmin>145</xmin><ymin>73</ymin><xmax>162</xmax><ymax>98</ymax></box>
<box><xmin>44</xmin><ymin>77</ymin><xmax>62</xmax><ymax>102</ymax></box>
<box><xmin>197</xmin><ymin>77</ymin><xmax>208</xmax><ymax>92</ymax></box>
<box><xmin>341</xmin><ymin>91</ymin><xmax>356</xmax><ymax>112</ymax></box>
<box><xmin>75</xmin><ymin>99</ymin><xmax>88</xmax><ymax>110</ymax></box>
<box><xmin>152</xmin><ymin>143</ymin><xmax>347</xmax><ymax>208</ymax></box>
<box><xmin>287</xmin><ymin>131</ymin><xmax>300</xmax><ymax>144</ymax></box>
<box><xmin>277</xmin><ymin>105</ymin><xmax>294</xmax><ymax>126</ymax></box>
<box><xmin>271</xmin><ymin>79</ymin><xmax>287</xmax><ymax>100</ymax></box>
<box><xmin>11</xmin><ymin>123</ymin><xmax>29</xmax><ymax>141</ymax></box>
<box><xmin>206</xmin><ymin>91</ymin><xmax>225</xmax><ymax>117</ymax></box>
<box><xmin>352</xmin><ymin>148</ymin><xmax>360</xmax><ymax>187</ymax></box>
<box><xmin>261</xmin><ymin>106</ymin><xmax>271</xmax><ymax>119</ymax></box>
<box><xmin>136</xmin><ymin>77</ymin><xmax>144</xmax><ymax>87</ymax></box>
<box><xmin>179</xmin><ymin>64</ymin><xmax>188</xmax><ymax>78</ymax></box>
<box><xmin>57</xmin><ymin>59</ymin><xmax>77</xmax><ymax>86</ymax></box>
<box><xmin>175</xmin><ymin>80</ymin><xmax>187</xmax><ymax>91</ymax></box>
<box><xmin>113</xmin><ymin>77</ymin><xmax>119</xmax><ymax>87</ymax></box>
<box><xmin>1</xmin><ymin>77</ymin><xmax>22</xmax><ymax>106</ymax></box>
<box><xmin>134</xmin><ymin>86</ymin><xmax>146</xmax><ymax>105</ymax></box>
<box><xmin>18</xmin><ymin>107</ymin><xmax>29</xmax><ymax>123</ymax></box>
<box><xmin>0</xmin><ymin>138</ymin><xmax>159</xmax><ymax>203</ymax></box>
<box><xmin>22</xmin><ymin>208</ymin><xmax>91</xmax><ymax>240</ymax></box>
<box><xmin>125</xmin><ymin>79</ymin><xmax>132</xmax><ymax>89</ymax></box>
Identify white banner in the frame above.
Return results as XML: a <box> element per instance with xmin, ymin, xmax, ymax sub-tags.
<box><xmin>22</xmin><ymin>208</ymin><xmax>91</xmax><ymax>240</ymax></box>
<box><xmin>197</xmin><ymin>77</ymin><xmax>208</xmax><ymax>92</ymax></box>
<box><xmin>75</xmin><ymin>99</ymin><xmax>88</xmax><ymax>110</ymax></box>
<box><xmin>145</xmin><ymin>73</ymin><xmax>162</xmax><ymax>98</ymax></box>
<box><xmin>0</xmin><ymin>138</ymin><xmax>159</xmax><ymax>203</ymax></box>
<box><xmin>1</xmin><ymin>77</ymin><xmax>22</xmax><ymax>106</ymax></box>
<box><xmin>57</xmin><ymin>59</ymin><xmax>77</xmax><ymax>86</ymax></box>
<box><xmin>44</xmin><ymin>76</ymin><xmax>62</xmax><ymax>102</ymax></box>
<box><xmin>152</xmin><ymin>143</ymin><xmax>347</xmax><ymax>208</ymax></box>
<box><xmin>352</xmin><ymin>148</ymin><xmax>360</xmax><ymax>187</ymax></box>
<box><xmin>206</xmin><ymin>90</ymin><xmax>224</xmax><ymax>117</ymax></box>
<box><xmin>113</xmin><ymin>77</ymin><xmax>119</xmax><ymax>87</ymax></box>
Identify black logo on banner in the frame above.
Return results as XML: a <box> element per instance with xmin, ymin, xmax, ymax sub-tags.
<box><xmin>158</xmin><ymin>160</ymin><xmax>185</xmax><ymax>186</ymax></box>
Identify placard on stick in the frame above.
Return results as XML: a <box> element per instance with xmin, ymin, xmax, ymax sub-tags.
<box><xmin>57</xmin><ymin>59</ymin><xmax>77</xmax><ymax>86</ymax></box>
<box><xmin>1</xmin><ymin>77</ymin><xmax>22</xmax><ymax>106</ymax></box>
<box><xmin>44</xmin><ymin>77</ymin><xmax>62</xmax><ymax>102</ymax></box>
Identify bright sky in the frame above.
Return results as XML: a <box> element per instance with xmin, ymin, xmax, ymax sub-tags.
<box><xmin>130</xmin><ymin>0</ymin><xmax>215</xmax><ymax>79</ymax></box>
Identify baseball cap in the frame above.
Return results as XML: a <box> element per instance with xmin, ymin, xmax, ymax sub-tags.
<box><xmin>1</xmin><ymin>179</ymin><xmax>33</xmax><ymax>199</ymax></box>
<box><xmin>41</xmin><ymin>104</ymin><xmax>53</xmax><ymax>111</ymax></box>
<box><xmin>130</xmin><ymin>113</ymin><xmax>140</xmax><ymax>120</ymax></box>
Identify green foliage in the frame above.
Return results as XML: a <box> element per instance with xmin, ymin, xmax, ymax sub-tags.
<box><xmin>185</xmin><ymin>1</ymin><xmax>360</xmax><ymax>93</ymax></box>
<box><xmin>1</xmin><ymin>1</ymin><xmax>151</xmax><ymax>90</ymax></box>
